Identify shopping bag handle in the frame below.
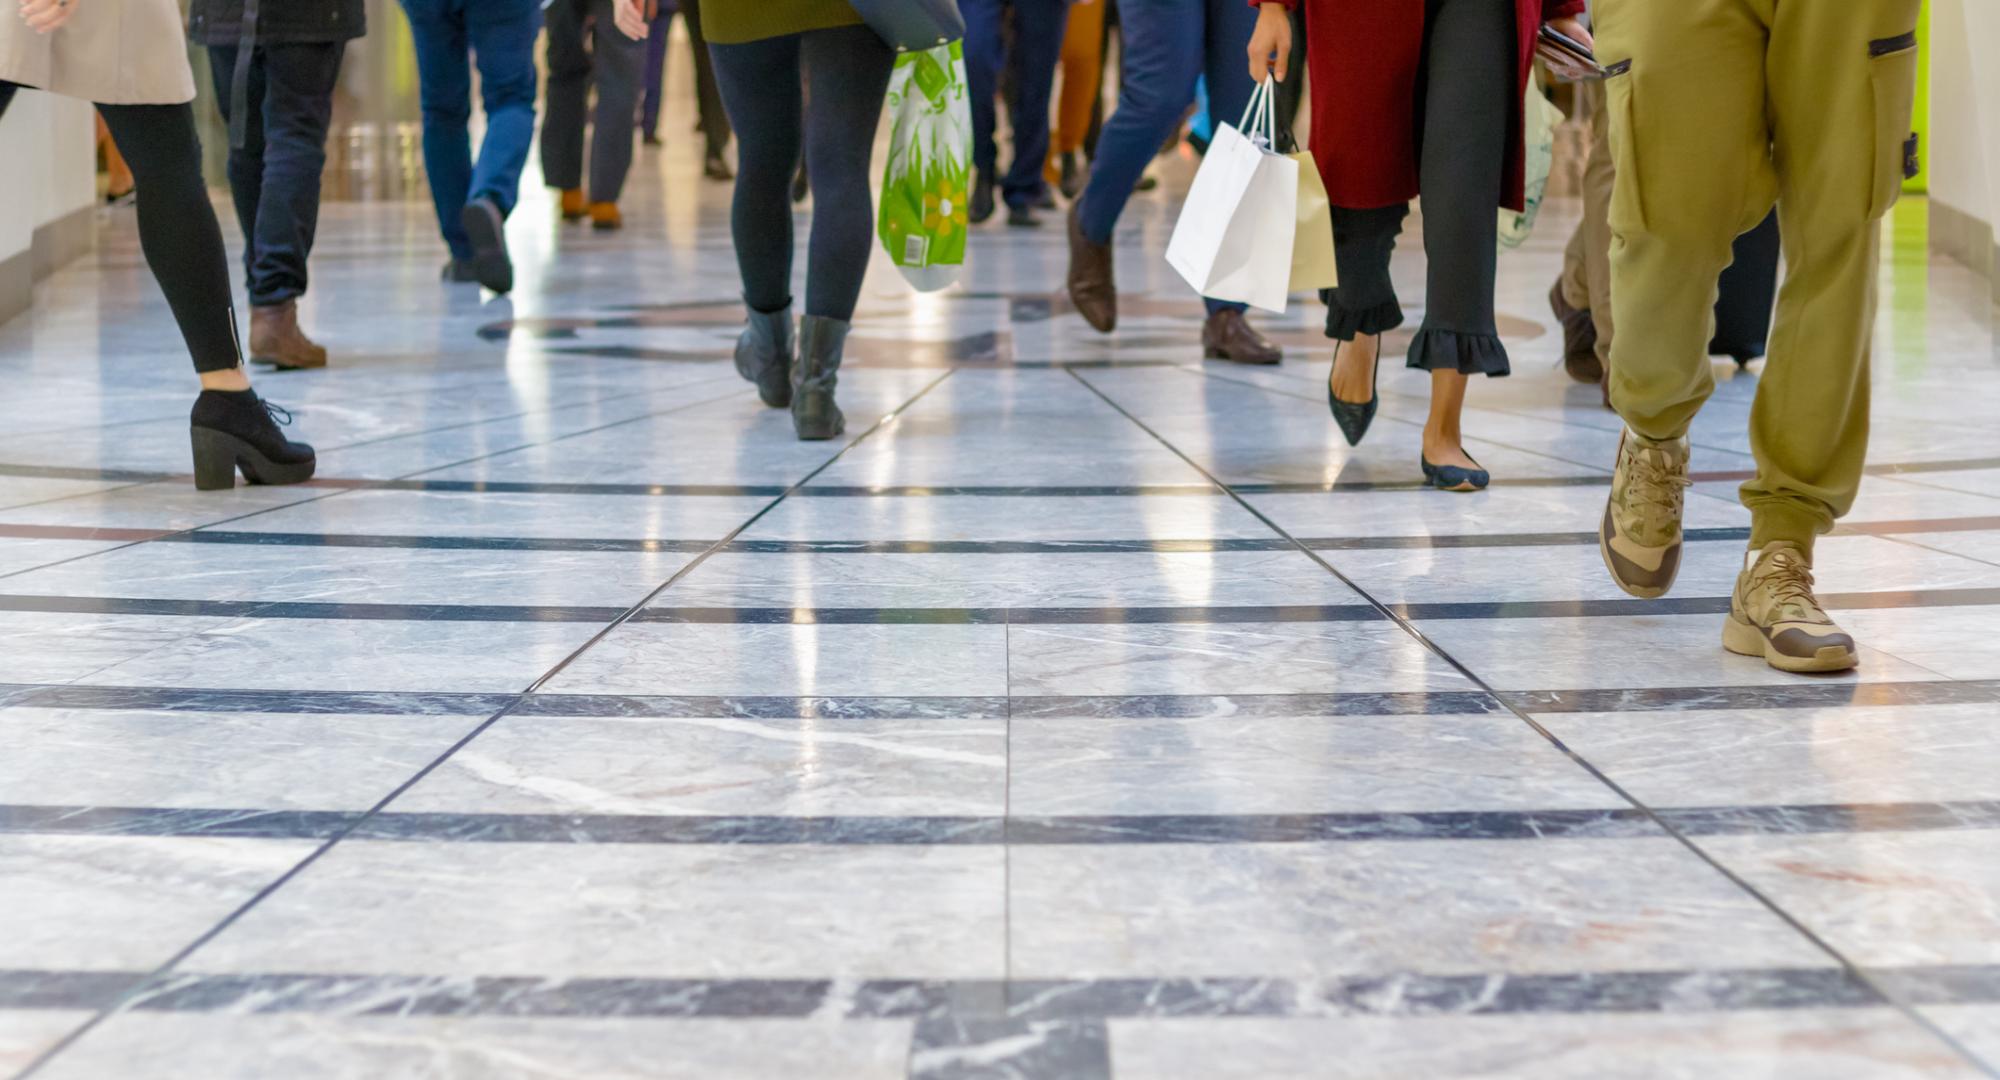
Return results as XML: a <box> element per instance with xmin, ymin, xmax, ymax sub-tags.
<box><xmin>1234</xmin><ymin>75</ymin><xmax>1278</xmax><ymax>150</ymax></box>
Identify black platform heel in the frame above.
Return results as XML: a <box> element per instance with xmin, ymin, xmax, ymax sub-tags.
<box><xmin>189</xmin><ymin>390</ymin><xmax>316</xmax><ymax>490</ymax></box>
<box><xmin>1421</xmin><ymin>451</ymin><xmax>1490</xmax><ymax>492</ymax></box>
<box><xmin>1328</xmin><ymin>335</ymin><xmax>1381</xmax><ymax>447</ymax></box>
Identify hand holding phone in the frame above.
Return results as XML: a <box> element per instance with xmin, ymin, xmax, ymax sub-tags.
<box><xmin>1538</xmin><ymin>23</ymin><xmax>1606</xmax><ymax>81</ymax></box>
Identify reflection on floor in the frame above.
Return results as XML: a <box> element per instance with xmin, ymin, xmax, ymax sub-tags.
<box><xmin>2</xmin><ymin>139</ymin><xmax>1998</xmax><ymax>1079</ymax></box>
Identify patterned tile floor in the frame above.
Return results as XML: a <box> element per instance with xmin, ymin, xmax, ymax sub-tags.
<box><xmin>2</xmin><ymin>130</ymin><xmax>1998</xmax><ymax>1078</ymax></box>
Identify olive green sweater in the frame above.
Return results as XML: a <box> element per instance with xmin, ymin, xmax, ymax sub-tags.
<box><xmin>702</xmin><ymin>0</ymin><xmax>863</xmax><ymax>45</ymax></box>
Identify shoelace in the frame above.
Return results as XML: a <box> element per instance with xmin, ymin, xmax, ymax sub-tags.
<box><xmin>1626</xmin><ymin>444</ymin><xmax>1691</xmax><ymax>518</ymax></box>
<box><xmin>260</xmin><ymin>400</ymin><xmax>295</xmax><ymax>427</ymax></box>
<box><xmin>1755</xmin><ymin>551</ymin><xmax>1822</xmax><ymax>614</ymax></box>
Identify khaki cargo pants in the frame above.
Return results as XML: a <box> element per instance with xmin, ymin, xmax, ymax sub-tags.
<box><xmin>1595</xmin><ymin>0</ymin><xmax>1922</xmax><ymax>550</ymax></box>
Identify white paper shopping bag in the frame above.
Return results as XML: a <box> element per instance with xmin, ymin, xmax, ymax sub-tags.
<box><xmin>1166</xmin><ymin>78</ymin><xmax>1299</xmax><ymax>313</ymax></box>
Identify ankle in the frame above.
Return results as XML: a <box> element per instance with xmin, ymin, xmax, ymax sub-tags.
<box><xmin>199</xmin><ymin>369</ymin><xmax>252</xmax><ymax>393</ymax></box>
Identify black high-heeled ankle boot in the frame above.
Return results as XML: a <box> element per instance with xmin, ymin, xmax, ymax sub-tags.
<box><xmin>736</xmin><ymin>302</ymin><xmax>794</xmax><ymax>408</ymax></box>
<box><xmin>792</xmin><ymin>315</ymin><xmax>848</xmax><ymax>441</ymax></box>
<box><xmin>1328</xmin><ymin>336</ymin><xmax>1381</xmax><ymax>447</ymax></box>
<box><xmin>189</xmin><ymin>389</ymin><xmax>316</xmax><ymax>490</ymax></box>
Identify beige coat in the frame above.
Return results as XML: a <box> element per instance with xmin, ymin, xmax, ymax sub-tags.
<box><xmin>0</xmin><ymin>0</ymin><xmax>196</xmax><ymax>105</ymax></box>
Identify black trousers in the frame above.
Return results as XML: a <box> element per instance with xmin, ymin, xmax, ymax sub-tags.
<box><xmin>206</xmin><ymin>42</ymin><xmax>345</xmax><ymax>307</ymax></box>
<box><xmin>708</xmin><ymin>24</ymin><xmax>894</xmax><ymax>321</ymax></box>
<box><xmin>542</xmin><ymin>0</ymin><xmax>645</xmax><ymax>203</ymax></box>
<box><xmin>0</xmin><ymin>83</ymin><xmax>242</xmax><ymax>373</ymax></box>
<box><xmin>1325</xmin><ymin>0</ymin><xmax>1513</xmax><ymax>377</ymax></box>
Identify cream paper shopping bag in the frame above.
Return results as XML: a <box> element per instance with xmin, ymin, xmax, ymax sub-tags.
<box><xmin>1289</xmin><ymin>148</ymin><xmax>1338</xmax><ymax>291</ymax></box>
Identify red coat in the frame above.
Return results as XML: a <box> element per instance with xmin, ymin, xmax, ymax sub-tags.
<box><xmin>1260</xmin><ymin>0</ymin><xmax>1585</xmax><ymax>211</ymax></box>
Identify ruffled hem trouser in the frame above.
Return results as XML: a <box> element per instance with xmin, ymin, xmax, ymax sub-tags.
<box><xmin>1319</xmin><ymin>0</ymin><xmax>1516</xmax><ymax>378</ymax></box>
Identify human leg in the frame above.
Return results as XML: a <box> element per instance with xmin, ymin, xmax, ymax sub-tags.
<box><xmin>585</xmin><ymin>0</ymin><xmax>645</xmax><ymax>208</ymax></box>
<box><xmin>399</xmin><ymin>0</ymin><xmax>476</xmax><ymax>259</ymax></box>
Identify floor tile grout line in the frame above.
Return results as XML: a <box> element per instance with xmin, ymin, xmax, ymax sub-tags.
<box><xmin>9</xmin><ymin>369</ymin><xmax>957</xmax><ymax>1080</ymax></box>
<box><xmin>1062</xmin><ymin>363</ymin><xmax>2000</xmax><ymax>1078</ymax></box>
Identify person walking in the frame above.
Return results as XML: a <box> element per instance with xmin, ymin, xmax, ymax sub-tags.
<box><xmin>542</xmin><ymin>0</ymin><xmax>646</xmax><ymax>230</ymax></box>
<box><xmin>398</xmin><ymin>0</ymin><xmax>541</xmax><ymax>293</ymax></box>
<box><xmin>187</xmin><ymin>0</ymin><xmax>363</xmax><ymax>371</ymax></box>
<box><xmin>639</xmin><ymin>0</ymin><xmax>732</xmax><ymax>179</ymax></box>
<box><xmin>704</xmin><ymin>0</ymin><xmax>893</xmax><ymax>441</ymax></box>
<box><xmin>1066</xmin><ymin>0</ymin><xmax>1282</xmax><ymax>366</ymax></box>
<box><xmin>1592</xmin><ymin>0</ymin><xmax>1921</xmax><ymax>673</ymax></box>
<box><xmin>1247</xmin><ymin>0</ymin><xmax>1585</xmax><ymax>491</ymax></box>
<box><xmin>3</xmin><ymin>0</ymin><xmax>316</xmax><ymax>490</ymax></box>
<box><xmin>963</xmin><ymin>0</ymin><xmax>1070</xmax><ymax>226</ymax></box>
<box><xmin>1552</xmin><ymin>67</ymin><xmax>1781</xmax><ymax>406</ymax></box>
<box><xmin>1043</xmin><ymin>0</ymin><xmax>1106</xmax><ymax>201</ymax></box>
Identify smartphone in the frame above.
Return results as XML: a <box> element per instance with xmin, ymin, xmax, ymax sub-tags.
<box><xmin>1537</xmin><ymin>25</ymin><xmax>1607</xmax><ymax>80</ymax></box>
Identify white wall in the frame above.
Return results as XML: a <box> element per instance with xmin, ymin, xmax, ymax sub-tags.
<box><xmin>1931</xmin><ymin>0</ymin><xmax>2000</xmax><ymax>281</ymax></box>
<box><xmin>0</xmin><ymin>87</ymin><xmax>96</xmax><ymax>282</ymax></box>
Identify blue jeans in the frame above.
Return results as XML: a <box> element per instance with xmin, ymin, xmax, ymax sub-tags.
<box><xmin>205</xmin><ymin>42</ymin><xmax>344</xmax><ymax>306</ymax></box>
<box><xmin>1077</xmin><ymin>0</ymin><xmax>1256</xmax><ymax>315</ymax></box>
<box><xmin>962</xmin><ymin>0</ymin><xmax>1068</xmax><ymax>209</ymax></box>
<box><xmin>399</xmin><ymin>0</ymin><xmax>541</xmax><ymax>259</ymax></box>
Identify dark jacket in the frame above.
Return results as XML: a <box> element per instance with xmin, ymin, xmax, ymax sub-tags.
<box><xmin>188</xmin><ymin>0</ymin><xmax>366</xmax><ymax>46</ymax></box>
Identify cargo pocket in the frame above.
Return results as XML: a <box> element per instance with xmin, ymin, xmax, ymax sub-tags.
<box><xmin>1601</xmin><ymin>60</ymin><xmax>1646</xmax><ymax>235</ymax></box>
<box><xmin>1867</xmin><ymin>31</ymin><xmax>1919</xmax><ymax>220</ymax></box>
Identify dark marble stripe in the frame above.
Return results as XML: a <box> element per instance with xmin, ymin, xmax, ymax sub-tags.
<box><xmin>11</xmin><ymin>800</ymin><xmax>1996</xmax><ymax>845</ymax></box>
<box><xmin>11</xmin><ymin>965</ymin><xmax>1998</xmax><ymax>1019</ymax></box>
<box><xmin>165</xmin><ymin>531</ymin><xmax>724</xmax><ymax>554</ymax></box>
<box><xmin>1508</xmin><ymin>678</ymin><xmax>2000</xmax><ymax>714</ymax></box>
<box><xmin>0</xmin><ymin>684</ymin><xmax>516</xmax><ymax>715</ymax></box>
<box><xmin>1660</xmin><ymin>800</ymin><xmax>2000</xmax><ymax>836</ymax></box>
<box><xmin>0</xmin><ymin>594</ymin><xmax>630</xmax><ymax>623</ymax></box>
<box><xmin>625</xmin><ymin>604</ymin><xmax>1384</xmax><ymax>625</ymax></box>
<box><xmin>11</xmin><ymin>587</ymin><xmax>1995</xmax><ymax>625</ymax></box>
<box><xmin>0</xmin><ymin>524</ymin><xmax>174</xmax><ymax>542</ymax></box>
<box><xmin>1005</xmin><ymin>808</ymin><xmax>1660</xmax><ymax>844</ymax></box>
<box><xmin>1008</xmin><ymin>690</ymin><xmax>1507</xmax><ymax>718</ymax></box>
<box><xmin>0</xmin><ymin>463</ymin><xmax>168</xmax><ymax>482</ymax></box>
<box><xmin>514</xmin><ymin>693</ymin><xmax>1010</xmax><ymax>720</ymax></box>
<box><xmin>40</xmin><ymin>517</ymin><xmax>2000</xmax><ymax>555</ymax></box>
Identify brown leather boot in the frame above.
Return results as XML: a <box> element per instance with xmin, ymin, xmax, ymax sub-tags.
<box><xmin>1201</xmin><ymin>308</ymin><xmax>1282</xmax><ymax>365</ymax></box>
<box><xmin>248</xmin><ymin>300</ymin><xmax>327</xmax><ymax>371</ymax></box>
<box><xmin>1066</xmin><ymin>203</ymin><xmax>1117</xmax><ymax>333</ymax></box>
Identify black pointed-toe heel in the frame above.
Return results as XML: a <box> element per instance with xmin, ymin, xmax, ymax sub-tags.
<box><xmin>1327</xmin><ymin>336</ymin><xmax>1381</xmax><ymax>447</ymax></box>
<box><xmin>189</xmin><ymin>390</ymin><xmax>316</xmax><ymax>491</ymax></box>
<box><xmin>1421</xmin><ymin>453</ymin><xmax>1490</xmax><ymax>493</ymax></box>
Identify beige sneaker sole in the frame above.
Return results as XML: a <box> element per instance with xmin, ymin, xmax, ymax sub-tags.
<box><xmin>1722</xmin><ymin>615</ymin><xmax>1860</xmax><ymax>674</ymax></box>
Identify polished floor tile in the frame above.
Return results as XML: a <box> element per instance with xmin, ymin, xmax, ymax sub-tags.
<box><xmin>3</xmin><ymin>99</ymin><xmax>1995</xmax><ymax>1078</ymax></box>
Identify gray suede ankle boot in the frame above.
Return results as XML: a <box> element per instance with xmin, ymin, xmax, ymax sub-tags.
<box><xmin>792</xmin><ymin>314</ymin><xmax>849</xmax><ymax>441</ymax></box>
<box><xmin>735</xmin><ymin>302</ymin><xmax>794</xmax><ymax>408</ymax></box>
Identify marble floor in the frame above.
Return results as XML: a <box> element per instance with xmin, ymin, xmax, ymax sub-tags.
<box><xmin>3</xmin><ymin>133</ymin><xmax>2000</xmax><ymax>1079</ymax></box>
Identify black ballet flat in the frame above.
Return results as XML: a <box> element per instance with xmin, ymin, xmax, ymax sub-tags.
<box><xmin>1328</xmin><ymin>336</ymin><xmax>1381</xmax><ymax>447</ymax></box>
<box><xmin>1421</xmin><ymin>453</ymin><xmax>1489</xmax><ymax>492</ymax></box>
<box><xmin>189</xmin><ymin>390</ymin><xmax>316</xmax><ymax>491</ymax></box>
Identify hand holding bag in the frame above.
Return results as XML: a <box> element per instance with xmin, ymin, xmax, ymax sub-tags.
<box><xmin>1166</xmin><ymin>78</ymin><xmax>1300</xmax><ymax>314</ymax></box>
<box><xmin>847</xmin><ymin>0</ymin><xmax>966</xmax><ymax>51</ymax></box>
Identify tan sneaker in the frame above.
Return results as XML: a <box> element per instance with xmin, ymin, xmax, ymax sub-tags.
<box><xmin>1724</xmin><ymin>543</ymin><xmax>1859</xmax><ymax>673</ymax></box>
<box><xmin>1599</xmin><ymin>428</ymin><xmax>1690</xmax><ymax>598</ymax></box>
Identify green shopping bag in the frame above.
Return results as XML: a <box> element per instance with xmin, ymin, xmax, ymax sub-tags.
<box><xmin>879</xmin><ymin>42</ymin><xmax>972</xmax><ymax>292</ymax></box>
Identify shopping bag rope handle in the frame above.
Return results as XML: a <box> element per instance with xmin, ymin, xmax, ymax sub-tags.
<box><xmin>1234</xmin><ymin>76</ymin><xmax>1278</xmax><ymax>150</ymax></box>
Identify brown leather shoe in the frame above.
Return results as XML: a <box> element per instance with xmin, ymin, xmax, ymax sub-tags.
<box><xmin>1066</xmin><ymin>203</ymin><xmax>1116</xmax><ymax>333</ymax></box>
<box><xmin>248</xmin><ymin>299</ymin><xmax>327</xmax><ymax>371</ymax></box>
<box><xmin>560</xmin><ymin>188</ymin><xmax>587</xmax><ymax>221</ymax></box>
<box><xmin>1201</xmin><ymin>308</ymin><xmax>1282</xmax><ymax>365</ymax></box>
<box><xmin>1549</xmin><ymin>280</ymin><xmax>1600</xmax><ymax>383</ymax></box>
<box><xmin>589</xmin><ymin>202</ymin><xmax>623</xmax><ymax>231</ymax></box>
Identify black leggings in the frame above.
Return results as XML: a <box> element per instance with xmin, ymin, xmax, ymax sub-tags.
<box><xmin>1324</xmin><ymin>0</ymin><xmax>1513</xmax><ymax>377</ymax></box>
<box><xmin>0</xmin><ymin>83</ymin><xmax>242</xmax><ymax>374</ymax></box>
<box><xmin>707</xmin><ymin>25</ymin><xmax>894</xmax><ymax>321</ymax></box>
